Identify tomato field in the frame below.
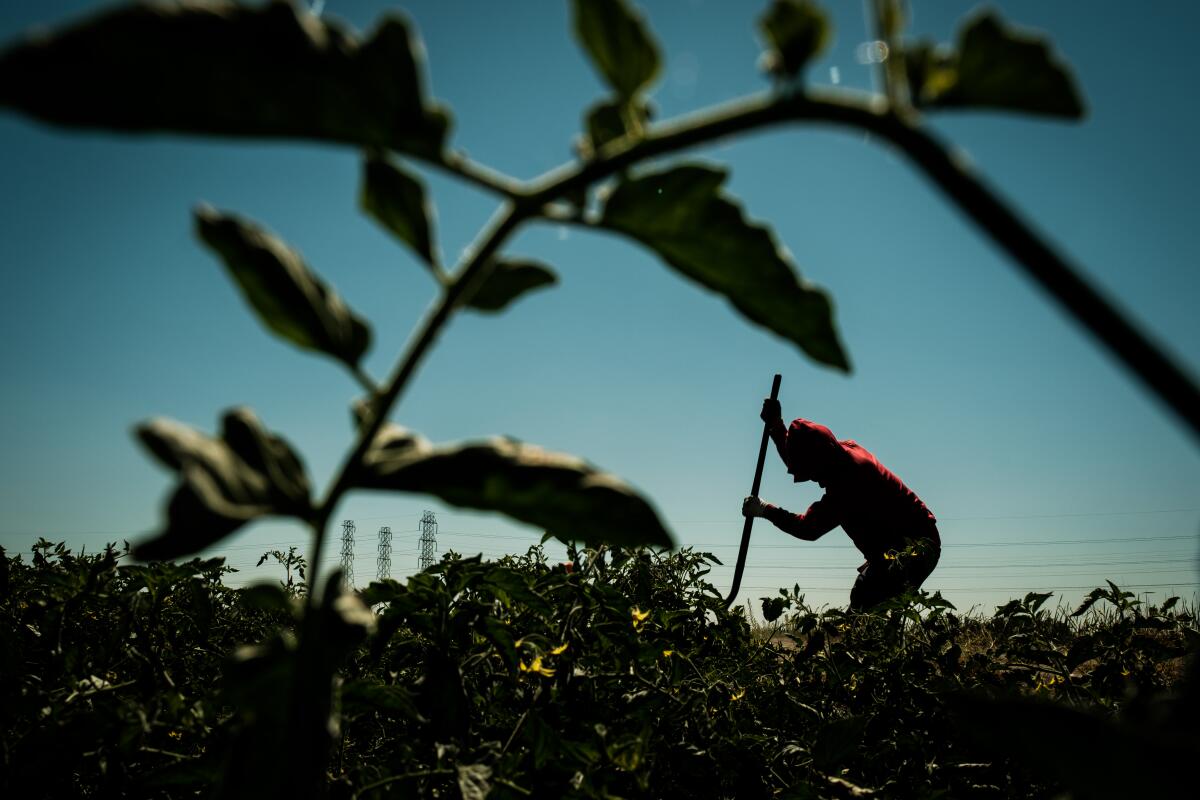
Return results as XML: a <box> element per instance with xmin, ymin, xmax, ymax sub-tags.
<box><xmin>2</xmin><ymin>540</ymin><xmax>1196</xmax><ymax>798</ymax></box>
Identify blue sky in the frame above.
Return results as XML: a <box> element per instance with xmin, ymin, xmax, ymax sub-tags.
<box><xmin>1</xmin><ymin>0</ymin><xmax>1197</xmax><ymax>614</ymax></box>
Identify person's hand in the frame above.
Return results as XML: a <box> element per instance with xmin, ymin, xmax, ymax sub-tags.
<box><xmin>760</xmin><ymin>398</ymin><xmax>782</xmax><ymax>426</ymax></box>
<box><xmin>742</xmin><ymin>496</ymin><xmax>768</xmax><ymax>518</ymax></box>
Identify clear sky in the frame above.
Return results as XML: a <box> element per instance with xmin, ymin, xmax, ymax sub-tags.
<box><xmin>1</xmin><ymin>0</ymin><xmax>1197</xmax><ymax>615</ymax></box>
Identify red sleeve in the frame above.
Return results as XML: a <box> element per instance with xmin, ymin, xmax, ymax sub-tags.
<box><xmin>763</xmin><ymin>496</ymin><xmax>839</xmax><ymax>541</ymax></box>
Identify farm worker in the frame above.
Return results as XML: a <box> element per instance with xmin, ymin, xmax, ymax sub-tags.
<box><xmin>741</xmin><ymin>399</ymin><xmax>940</xmax><ymax>611</ymax></box>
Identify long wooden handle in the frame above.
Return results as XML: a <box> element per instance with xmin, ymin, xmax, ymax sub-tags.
<box><xmin>725</xmin><ymin>373</ymin><xmax>782</xmax><ymax>608</ymax></box>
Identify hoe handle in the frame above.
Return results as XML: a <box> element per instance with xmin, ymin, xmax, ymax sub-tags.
<box><xmin>725</xmin><ymin>373</ymin><xmax>782</xmax><ymax>608</ymax></box>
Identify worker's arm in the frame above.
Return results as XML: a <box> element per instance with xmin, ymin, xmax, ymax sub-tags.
<box><xmin>742</xmin><ymin>495</ymin><xmax>838</xmax><ymax>542</ymax></box>
<box><xmin>760</xmin><ymin>398</ymin><xmax>788</xmax><ymax>467</ymax></box>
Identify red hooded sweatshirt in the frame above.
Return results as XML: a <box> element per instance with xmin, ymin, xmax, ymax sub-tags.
<box><xmin>762</xmin><ymin>419</ymin><xmax>938</xmax><ymax>563</ymax></box>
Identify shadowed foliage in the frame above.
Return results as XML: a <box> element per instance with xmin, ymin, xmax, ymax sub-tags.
<box><xmin>0</xmin><ymin>0</ymin><xmax>451</xmax><ymax>154</ymax></box>
<box><xmin>601</xmin><ymin>163</ymin><xmax>850</xmax><ymax>370</ymax></box>
<box><xmin>358</xmin><ymin>431</ymin><xmax>673</xmax><ymax>550</ymax></box>
<box><xmin>134</xmin><ymin>408</ymin><xmax>312</xmax><ymax>561</ymax></box>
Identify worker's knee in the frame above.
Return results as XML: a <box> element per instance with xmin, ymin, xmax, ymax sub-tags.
<box><xmin>849</xmin><ymin>570</ymin><xmax>888</xmax><ymax>612</ymax></box>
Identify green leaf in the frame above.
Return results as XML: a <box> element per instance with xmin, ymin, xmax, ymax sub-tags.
<box><xmin>464</xmin><ymin>259</ymin><xmax>558</xmax><ymax>313</ymax></box>
<box><xmin>196</xmin><ymin>206</ymin><xmax>371</xmax><ymax>369</ymax></box>
<box><xmin>361</xmin><ymin>156</ymin><xmax>438</xmax><ymax>271</ymax></box>
<box><xmin>133</xmin><ymin>408</ymin><xmax>312</xmax><ymax>561</ymax></box>
<box><xmin>1071</xmin><ymin>587</ymin><xmax>1106</xmax><ymax>618</ymax></box>
<box><xmin>480</xmin><ymin>616</ymin><xmax>520</xmax><ymax>671</ymax></box>
<box><xmin>0</xmin><ymin>0</ymin><xmax>451</xmax><ymax>154</ymax></box>
<box><xmin>761</xmin><ymin>596</ymin><xmax>788</xmax><ymax>623</ymax></box>
<box><xmin>1024</xmin><ymin>591</ymin><xmax>1054</xmax><ymax>614</ymax></box>
<box><xmin>571</xmin><ymin>0</ymin><xmax>661</xmax><ymax>99</ymax></box>
<box><xmin>904</xmin><ymin>40</ymin><xmax>957</xmax><ymax>106</ymax></box>
<box><xmin>913</xmin><ymin>11</ymin><xmax>1085</xmax><ymax>118</ymax></box>
<box><xmin>358</xmin><ymin>578</ymin><xmax>404</xmax><ymax>607</ymax></box>
<box><xmin>600</xmin><ymin>163</ymin><xmax>849</xmax><ymax>370</ymax></box>
<box><xmin>358</xmin><ymin>431</ymin><xmax>674</xmax><ymax>550</ymax></box>
<box><xmin>579</xmin><ymin>98</ymin><xmax>652</xmax><ymax>157</ymax></box>
<box><xmin>239</xmin><ymin>582</ymin><xmax>295</xmax><ymax>615</ymax></box>
<box><xmin>758</xmin><ymin>0</ymin><xmax>831</xmax><ymax>79</ymax></box>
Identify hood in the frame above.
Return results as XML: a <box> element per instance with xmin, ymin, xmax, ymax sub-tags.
<box><xmin>785</xmin><ymin>418</ymin><xmax>846</xmax><ymax>482</ymax></box>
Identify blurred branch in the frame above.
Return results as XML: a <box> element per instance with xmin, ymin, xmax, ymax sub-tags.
<box><xmin>432</xmin><ymin>149</ymin><xmax>524</xmax><ymax>199</ymax></box>
<box><xmin>525</xmin><ymin>88</ymin><xmax>1200</xmax><ymax>443</ymax></box>
<box><xmin>350</xmin><ymin>364</ymin><xmax>378</xmax><ymax>396</ymax></box>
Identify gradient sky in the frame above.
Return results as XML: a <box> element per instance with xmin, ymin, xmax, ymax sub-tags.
<box><xmin>1</xmin><ymin>0</ymin><xmax>1197</xmax><ymax>615</ymax></box>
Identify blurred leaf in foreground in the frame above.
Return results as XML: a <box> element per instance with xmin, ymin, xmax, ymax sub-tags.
<box><xmin>571</xmin><ymin>0</ymin><xmax>661</xmax><ymax>100</ymax></box>
<box><xmin>134</xmin><ymin>408</ymin><xmax>312</xmax><ymax>561</ymax></box>
<box><xmin>758</xmin><ymin>0</ymin><xmax>831</xmax><ymax>80</ymax></box>
<box><xmin>196</xmin><ymin>206</ymin><xmax>372</xmax><ymax>370</ymax></box>
<box><xmin>357</xmin><ymin>429</ymin><xmax>674</xmax><ymax>549</ymax></box>
<box><xmin>361</xmin><ymin>156</ymin><xmax>439</xmax><ymax>272</ymax></box>
<box><xmin>600</xmin><ymin>163</ymin><xmax>849</xmax><ymax>370</ymax></box>
<box><xmin>908</xmin><ymin>10</ymin><xmax>1085</xmax><ymax>118</ymax></box>
<box><xmin>578</xmin><ymin>97</ymin><xmax>653</xmax><ymax>157</ymax></box>
<box><xmin>0</xmin><ymin>0</ymin><xmax>451</xmax><ymax>154</ymax></box>
<box><xmin>463</xmin><ymin>259</ymin><xmax>558</xmax><ymax>313</ymax></box>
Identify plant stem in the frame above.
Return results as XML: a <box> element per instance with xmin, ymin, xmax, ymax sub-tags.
<box><xmin>351</xmin><ymin>364</ymin><xmax>378</xmax><ymax>396</ymax></box>
<box><xmin>308</xmin><ymin>202</ymin><xmax>524</xmax><ymax>600</ymax></box>
<box><xmin>434</xmin><ymin>149</ymin><xmax>524</xmax><ymax>199</ymax></box>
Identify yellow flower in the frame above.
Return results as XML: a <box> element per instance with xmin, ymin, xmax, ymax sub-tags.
<box><xmin>550</xmin><ymin>643</ymin><xmax>569</xmax><ymax>656</ymax></box>
<box><xmin>1120</xmin><ymin>667</ymin><xmax>1131</xmax><ymax>677</ymax></box>
<box><xmin>167</xmin><ymin>730</ymin><xmax>183</xmax><ymax>741</ymax></box>
<box><xmin>662</xmin><ymin>650</ymin><xmax>674</xmax><ymax>658</ymax></box>
<box><xmin>730</xmin><ymin>688</ymin><xmax>746</xmax><ymax>701</ymax></box>
<box><xmin>883</xmin><ymin>551</ymin><xmax>897</xmax><ymax>561</ymax></box>
<box><xmin>631</xmin><ymin>607</ymin><xmax>650</xmax><ymax>630</ymax></box>
<box><xmin>519</xmin><ymin>656</ymin><xmax>556</xmax><ymax>678</ymax></box>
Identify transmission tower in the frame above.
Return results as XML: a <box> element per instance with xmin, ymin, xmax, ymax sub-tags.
<box><xmin>340</xmin><ymin>519</ymin><xmax>355</xmax><ymax>590</ymax></box>
<box><xmin>418</xmin><ymin>510</ymin><xmax>438</xmax><ymax>571</ymax></box>
<box><xmin>377</xmin><ymin>526</ymin><xmax>392</xmax><ymax>581</ymax></box>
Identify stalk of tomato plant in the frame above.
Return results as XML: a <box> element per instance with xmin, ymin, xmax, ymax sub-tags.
<box><xmin>306</xmin><ymin>202</ymin><xmax>526</xmax><ymax>605</ymax></box>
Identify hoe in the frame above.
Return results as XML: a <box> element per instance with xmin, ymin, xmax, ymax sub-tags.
<box><xmin>725</xmin><ymin>373</ymin><xmax>781</xmax><ymax>608</ymax></box>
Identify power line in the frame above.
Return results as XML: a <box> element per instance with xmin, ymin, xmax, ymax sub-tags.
<box><xmin>742</xmin><ymin>582</ymin><xmax>1200</xmax><ymax>592</ymax></box>
<box><xmin>13</xmin><ymin>505</ymin><xmax>1195</xmax><ymax>539</ymax></box>
<box><xmin>690</xmin><ymin>534</ymin><xmax>1197</xmax><ymax>549</ymax></box>
<box><xmin>675</xmin><ymin>508</ymin><xmax>1200</xmax><ymax>524</ymax></box>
